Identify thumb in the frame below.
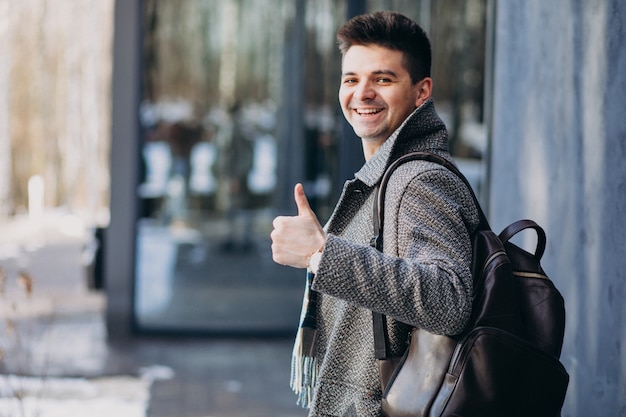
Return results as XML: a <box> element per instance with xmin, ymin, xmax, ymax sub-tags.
<box><xmin>294</xmin><ymin>183</ymin><xmax>314</xmax><ymax>217</ymax></box>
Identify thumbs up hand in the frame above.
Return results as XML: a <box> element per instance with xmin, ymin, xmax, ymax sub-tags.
<box><xmin>271</xmin><ymin>183</ymin><xmax>326</xmax><ymax>268</ymax></box>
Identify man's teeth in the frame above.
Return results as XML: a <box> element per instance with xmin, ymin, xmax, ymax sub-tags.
<box><xmin>357</xmin><ymin>109</ymin><xmax>382</xmax><ymax>115</ymax></box>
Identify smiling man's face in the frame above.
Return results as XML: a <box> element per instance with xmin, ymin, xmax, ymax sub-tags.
<box><xmin>339</xmin><ymin>44</ymin><xmax>427</xmax><ymax>154</ymax></box>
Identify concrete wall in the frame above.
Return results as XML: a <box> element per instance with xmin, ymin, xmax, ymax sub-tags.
<box><xmin>489</xmin><ymin>1</ymin><xmax>626</xmax><ymax>415</ymax></box>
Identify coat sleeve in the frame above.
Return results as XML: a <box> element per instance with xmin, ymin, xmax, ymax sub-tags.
<box><xmin>311</xmin><ymin>165</ymin><xmax>479</xmax><ymax>335</ymax></box>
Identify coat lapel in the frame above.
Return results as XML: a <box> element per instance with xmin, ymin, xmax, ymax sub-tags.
<box><xmin>325</xmin><ymin>99</ymin><xmax>448</xmax><ymax>236</ymax></box>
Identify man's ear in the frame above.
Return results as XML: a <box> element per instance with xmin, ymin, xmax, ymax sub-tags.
<box><xmin>414</xmin><ymin>77</ymin><xmax>433</xmax><ymax>107</ymax></box>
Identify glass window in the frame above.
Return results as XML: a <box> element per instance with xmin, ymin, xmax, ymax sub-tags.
<box><xmin>134</xmin><ymin>0</ymin><xmax>347</xmax><ymax>333</ymax></box>
<box><xmin>133</xmin><ymin>0</ymin><xmax>487</xmax><ymax>334</ymax></box>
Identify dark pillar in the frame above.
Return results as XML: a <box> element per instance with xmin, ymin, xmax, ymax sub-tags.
<box><xmin>275</xmin><ymin>0</ymin><xmax>307</xmax><ymax>213</ymax></box>
<box><xmin>106</xmin><ymin>0</ymin><xmax>142</xmax><ymax>340</ymax></box>
<box><xmin>335</xmin><ymin>0</ymin><xmax>367</xmax><ymax>199</ymax></box>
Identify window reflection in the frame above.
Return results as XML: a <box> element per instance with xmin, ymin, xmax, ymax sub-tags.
<box><xmin>135</xmin><ymin>98</ymin><xmax>298</xmax><ymax>332</ymax></box>
<box><xmin>135</xmin><ymin>0</ymin><xmax>342</xmax><ymax>333</ymax></box>
<box><xmin>134</xmin><ymin>0</ymin><xmax>487</xmax><ymax>334</ymax></box>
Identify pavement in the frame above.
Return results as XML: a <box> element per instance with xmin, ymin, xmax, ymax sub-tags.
<box><xmin>0</xmin><ymin>211</ymin><xmax>308</xmax><ymax>417</ymax></box>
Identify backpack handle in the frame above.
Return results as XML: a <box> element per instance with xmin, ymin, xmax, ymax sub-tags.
<box><xmin>498</xmin><ymin>219</ymin><xmax>547</xmax><ymax>261</ymax></box>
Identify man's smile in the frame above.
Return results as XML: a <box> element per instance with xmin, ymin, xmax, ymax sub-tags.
<box><xmin>354</xmin><ymin>108</ymin><xmax>384</xmax><ymax>116</ymax></box>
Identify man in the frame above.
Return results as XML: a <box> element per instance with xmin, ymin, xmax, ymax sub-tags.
<box><xmin>271</xmin><ymin>11</ymin><xmax>480</xmax><ymax>417</ymax></box>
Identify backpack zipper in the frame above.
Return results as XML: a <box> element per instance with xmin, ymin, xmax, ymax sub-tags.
<box><xmin>483</xmin><ymin>250</ymin><xmax>507</xmax><ymax>271</ymax></box>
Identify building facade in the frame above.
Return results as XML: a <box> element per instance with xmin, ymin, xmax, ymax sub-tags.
<box><xmin>107</xmin><ymin>0</ymin><xmax>626</xmax><ymax>414</ymax></box>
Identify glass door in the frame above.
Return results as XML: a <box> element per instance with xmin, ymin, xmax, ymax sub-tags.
<box><xmin>133</xmin><ymin>0</ymin><xmax>346</xmax><ymax>333</ymax></box>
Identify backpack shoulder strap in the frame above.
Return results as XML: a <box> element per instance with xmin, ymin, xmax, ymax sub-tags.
<box><xmin>372</xmin><ymin>151</ymin><xmax>488</xmax><ymax>359</ymax></box>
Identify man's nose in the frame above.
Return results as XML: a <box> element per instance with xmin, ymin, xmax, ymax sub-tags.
<box><xmin>355</xmin><ymin>81</ymin><xmax>376</xmax><ymax>101</ymax></box>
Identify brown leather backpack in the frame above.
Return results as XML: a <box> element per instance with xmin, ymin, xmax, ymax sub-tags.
<box><xmin>372</xmin><ymin>152</ymin><xmax>569</xmax><ymax>417</ymax></box>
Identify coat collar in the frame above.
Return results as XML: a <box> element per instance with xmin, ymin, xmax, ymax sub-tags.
<box><xmin>324</xmin><ymin>99</ymin><xmax>449</xmax><ymax>235</ymax></box>
<box><xmin>354</xmin><ymin>98</ymin><xmax>449</xmax><ymax>187</ymax></box>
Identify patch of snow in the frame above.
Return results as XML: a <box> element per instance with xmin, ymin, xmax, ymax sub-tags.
<box><xmin>0</xmin><ymin>374</ymin><xmax>151</xmax><ymax>417</ymax></box>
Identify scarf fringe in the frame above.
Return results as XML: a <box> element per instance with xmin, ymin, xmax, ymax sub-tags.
<box><xmin>290</xmin><ymin>271</ymin><xmax>318</xmax><ymax>408</ymax></box>
<box><xmin>291</xmin><ymin>353</ymin><xmax>317</xmax><ymax>408</ymax></box>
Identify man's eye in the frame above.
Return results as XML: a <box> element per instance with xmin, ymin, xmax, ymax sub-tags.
<box><xmin>343</xmin><ymin>78</ymin><xmax>357</xmax><ymax>84</ymax></box>
<box><xmin>377</xmin><ymin>78</ymin><xmax>392</xmax><ymax>84</ymax></box>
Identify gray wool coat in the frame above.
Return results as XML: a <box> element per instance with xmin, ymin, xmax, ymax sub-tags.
<box><xmin>307</xmin><ymin>100</ymin><xmax>481</xmax><ymax>417</ymax></box>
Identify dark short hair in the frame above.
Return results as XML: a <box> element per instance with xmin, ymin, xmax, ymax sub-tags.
<box><xmin>337</xmin><ymin>11</ymin><xmax>431</xmax><ymax>83</ymax></box>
